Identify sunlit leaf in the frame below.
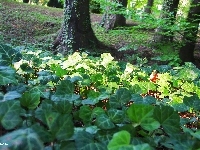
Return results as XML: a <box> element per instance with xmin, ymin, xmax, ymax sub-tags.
<box><xmin>107</xmin><ymin>130</ymin><xmax>130</xmax><ymax>150</ymax></box>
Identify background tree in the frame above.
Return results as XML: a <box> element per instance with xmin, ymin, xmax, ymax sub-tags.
<box><xmin>100</xmin><ymin>0</ymin><xmax>128</xmax><ymax>31</ymax></box>
<box><xmin>144</xmin><ymin>0</ymin><xmax>154</xmax><ymax>14</ymax></box>
<box><xmin>153</xmin><ymin>0</ymin><xmax>180</xmax><ymax>43</ymax></box>
<box><xmin>52</xmin><ymin>0</ymin><xmax>99</xmax><ymax>55</ymax></box>
<box><xmin>179</xmin><ymin>0</ymin><xmax>200</xmax><ymax>63</ymax></box>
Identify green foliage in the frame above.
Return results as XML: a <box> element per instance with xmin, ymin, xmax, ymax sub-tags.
<box><xmin>0</xmin><ymin>128</ymin><xmax>44</xmax><ymax>150</ymax></box>
<box><xmin>0</xmin><ymin>43</ymin><xmax>200</xmax><ymax>149</ymax></box>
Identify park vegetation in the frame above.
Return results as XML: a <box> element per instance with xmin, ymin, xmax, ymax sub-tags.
<box><xmin>0</xmin><ymin>0</ymin><xmax>200</xmax><ymax>149</ymax></box>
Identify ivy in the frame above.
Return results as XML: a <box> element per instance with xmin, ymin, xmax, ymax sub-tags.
<box><xmin>0</xmin><ymin>44</ymin><xmax>200</xmax><ymax>149</ymax></box>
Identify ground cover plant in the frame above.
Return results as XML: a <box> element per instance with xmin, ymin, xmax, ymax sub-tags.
<box><xmin>1</xmin><ymin>44</ymin><xmax>200</xmax><ymax>149</ymax></box>
<box><xmin>0</xmin><ymin>0</ymin><xmax>200</xmax><ymax>150</ymax></box>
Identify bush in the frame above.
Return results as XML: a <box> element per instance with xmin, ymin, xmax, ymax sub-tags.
<box><xmin>47</xmin><ymin>0</ymin><xmax>63</xmax><ymax>8</ymax></box>
<box><xmin>90</xmin><ymin>0</ymin><xmax>102</xmax><ymax>14</ymax></box>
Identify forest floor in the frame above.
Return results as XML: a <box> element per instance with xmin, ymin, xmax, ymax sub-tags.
<box><xmin>0</xmin><ymin>0</ymin><xmax>200</xmax><ymax>67</ymax></box>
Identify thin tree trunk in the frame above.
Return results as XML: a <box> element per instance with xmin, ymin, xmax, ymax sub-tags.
<box><xmin>144</xmin><ymin>0</ymin><xmax>154</xmax><ymax>14</ymax></box>
<box><xmin>179</xmin><ymin>0</ymin><xmax>200</xmax><ymax>62</ymax></box>
<box><xmin>100</xmin><ymin>0</ymin><xmax>127</xmax><ymax>31</ymax></box>
<box><xmin>153</xmin><ymin>0</ymin><xmax>180</xmax><ymax>43</ymax></box>
<box><xmin>52</xmin><ymin>0</ymin><xmax>99</xmax><ymax>55</ymax></box>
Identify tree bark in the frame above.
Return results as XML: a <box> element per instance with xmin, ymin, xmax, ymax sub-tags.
<box><xmin>153</xmin><ymin>0</ymin><xmax>180</xmax><ymax>43</ymax></box>
<box><xmin>179</xmin><ymin>0</ymin><xmax>200</xmax><ymax>63</ymax></box>
<box><xmin>144</xmin><ymin>0</ymin><xmax>154</xmax><ymax>14</ymax></box>
<box><xmin>52</xmin><ymin>0</ymin><xmax>99</xmax><ymax>55</ymax></box>
<box><xmin>100</xmin><ymin>0</ymin><xmax>128</xmax><ymax>31</ymax></box>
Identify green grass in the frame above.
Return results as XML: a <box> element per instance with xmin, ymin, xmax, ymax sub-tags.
<box><xmin>0</xmin><ymin>0</ymin><xmax>152</xmax><ymax>48</ymax></box>
<box><xmin>0</xmin><ymin>0</ymin><xmax>63</xmax><ymax>45</ymax></box>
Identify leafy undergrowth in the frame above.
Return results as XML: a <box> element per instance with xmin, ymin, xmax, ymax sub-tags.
<box><xmin>1</xmin><ymin>43</ymin><xmax>200</xmax><ymax>149</ymax></box>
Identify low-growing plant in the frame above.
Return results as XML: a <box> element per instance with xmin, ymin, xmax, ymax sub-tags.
<box><xmin>0</xmin><ymin>43</ymin><xmax>200</xmax><ymax>149</ymax></box>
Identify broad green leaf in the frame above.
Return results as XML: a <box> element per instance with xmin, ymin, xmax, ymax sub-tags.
<box><xmin>109</xmin><ymin>88</ymin><xmax>131</xmax><ymax>108</ymax></box>
<box><xmin>35</xmin><ymin>107</ymin><xmax>59</xmax><ymax>129</ymax></box>
<box><xmin>91</xmin><ymin>73</ymin><xmax>103</xmax><ymax>82</ymax></box>
<box><xmin>75</xmin><ymin>131</ymin><xmax>94</xmax><ymax>149</ymax></box>
<box><xmin>0</xmin><ymin>44</ymin><xmax>22</xmax><ymax>65</ymax></box>
<box><xmin>30</xmin><ymin>86</ymin><xmax>50</xmax><ymax>99</ymax></box>
<box><xmin>50</xmin><ymin>114</ymin><xmax>74</xmax><ymax>140</ymax></box>
<box><xmin>134</xmin><ymin>144</ymin><xmax>153</xmax><ymax>150</ymax></box>
<box><xmin>54</xmin><ymin>65</ymin><xmax>67</xmax><ymax>77</ymax></box>
<box><xmin>0</xmin><ymin>128</ymin><xmax>43</xmax><ymax>150</ymax></box>
<box><xmin>133</xmin><ymin>95</ymin><xmax>156</xmax><ymax>104</ymax></box>
<box><xmin>107</xmin><ymin>130</ymin><xmax>130</xmax><ymax>150</ymax></box>
<box><xmin>80</xmin><ymin>143</ymin><xmax>106</xmax><ymax>150</ymax></box>
<box><xmin>31</xmin><ymin>124</ymin><xmax>53</xmax><ymax>143</ymax></box>
<box><xmin>183</xmin><ymin>94</ymin><xmax>200</xmax><ymax>110</ymax></box>
<box><xmin>171</xmin><ymin>103</ymin><xmax>189</xmax><ymax>112</ymax></box>
<box><xmin>0</xmin><ymin>92</ymin><xmax>3</xmax><ymax>100</ymax></box>
<box><xmin>0</xmin><ymin>101</ymin><xmax>22</xmax><ymax>130</ymax></box>
<box><xmin>82</xmin><ymin>90</ymin><xmax>101</xmax><ymax>105</ymax></box>
<box><xmin>85</xmin><ymin>126</ymin><xmax>98</xmax><ymax>134</ymax></box>
<box><xmin>53</xmin><ymin>100</ymin><xmax>72</xmax><ymax>114</ymax></box>
<box><xmin>143</xmin><ymin>96</ymin><xmax>157</xmax><ymax>104</ymax></box>
<box><xmin>60</xmin><ymin>141</ymin><xmax>76</xmax><ymax>150</ymax></box>
<box><xmin>79</xmin><ymin>105</ymin><xmax>92</xmax><ymax>125</ymax></box>
<box><xmin>127</xmin><ymin>104</ymin><xmax>154</xmax><ymax>123</ymax></box>
<box><xmin>163</xmin><ymin>133</ymin><xmax>196</xmax><ymax>150</ymax></box>
<box><xmin>7</xmin><ymin>83</ymin><xmax>27</xmax><ymax>93</ymax></box>
<box><xmin>91</xmin><ymin>107</ymin><xmax>105</xmax><ymax>118</ymax></box>
<box><xmin>20</xmin><ymin>91</ymin><xmax>40</xmax><ymax>110</ymax></box>
<box><xmin>182</xmin><ymin>126</ymin><xmax>200</xmax><ymax>140</ymax></box>
<box><xmin>95</xmin><ymin>130</ymin><xmax>114</xmax><ymax>146</ymax></box>
<box><xmin>3</xmin><ymin>91</ymin><xmax>21</xmax><ymax>101</ymax></box>
<box><xmin>51</xmin><ymin>93</ymin><xmax>80</xmax><ymax>102</ymax></box>
<box><xmin>95</xmin><ymin>114</ymin><xmax>115</xmax><ymax>129</ymax></box>
<box><xmin>0</xmin><ymin>66</ymin><xmax>17</xmax><ymax>85</ymax></box>
<box><xmin>37</xmin><ymin>70</ymin><xmax>59</xmax><ymax>85</ymax></box>
<box><xmin>140</xmin><ymin>118</ymin><xmax>160</xmax><ymax>131</ymax></box>
<box><xmin>110</xmin><ymin>144</ymin><xmax>153</xmax><ymax>150</ymax></box>
<box><xmin>107</xmin><ymin>108</ymin><xmax>125</xmax><ymax>123</ymax></box>
<box><xmin>56</xmin><ymin>80</ymin><xmax>74</xmax><ymax>94</ymax></box>
<box><xmin>178</xmin><ymin>64</ymin><xmax>199</xmax><ymax>80</ymax></box>
<box><xmin>153</xmin><ymin>105</ymin><xmax>180</xmax><ymax>134</ymax></box>
<box><xmin>20</xmin><ymin>63</ymin><xmax>34</xmax><ymax>73</ymax></box>
<box><xmin>131</xmin><ymin>94</ymin><xmax>143</xmax><ymax>102</ymax></box>
<box><xmin>53</xmin><ymin>79</ymin><xmax>80</xmax><ymax>102</ymax></box>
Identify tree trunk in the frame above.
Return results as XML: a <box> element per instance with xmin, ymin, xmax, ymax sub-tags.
<box><xmin>52</xmin><ymin>0</ymin><xmax>99</xmax><ymax>55</ymax></box>
<box><xmin>144</xmin><ymin>0</ymin><xmax>154</xmax><ymax>14</ymax></box>
<box><xmin>100</xmin><ymin>0</ymin><xmax>128</xmax><ymax>31</ymax></box>
<box><xmin>179</xmin><ymin>0</ymin><xmax>200</xmax><ymax>63</ymax></box>
<box><xmin>153</xmin><ymin>0</ymin><xmax>180</xmax><ymax>43</ymax></box>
